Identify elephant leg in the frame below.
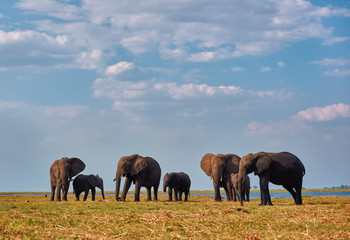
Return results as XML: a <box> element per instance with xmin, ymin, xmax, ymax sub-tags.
<box><xmin>283</xmin><ymin>185</ymin><xmax>297</xmax><ymax>203</ymax></box>
<box><xmin>75</xmin><ymin>190</ymin><xmax>80</xmax><ymax>201</ymax></box>
<box><xmin>134</xmin><ymin>181</ymin><xmax>141</xmax><ymax>202</ymax></box>
<box><xmin>223</xmin><ymin>185</ymin><xmax>232</xmax><ymax>201</ymax></box>
<box><xmin>153</xmin><ymin>186</ymin><xmax>158</xmax><ymax>201</ymax></box>
<box><xmin>246</xmin><ymin>189</ymin><xmax>250</xmax><ymax>202</ymax></box>
<box><xmin>91</xmin><ymin>188</ymin><xmax>96</xmax><ymax>201</ymax></box>
<box><xmin>83</xmin><ymin>189</ymin><xmax>89</xmax><ymax>201</ymax></box>
<box><xmin>174</xmin><ymin>189</ymin><xmax>179</xmax><ymax>201</ymax></box>
<box><xmin>56</xmin><ymin>185</ymin><xmax>61</xmax><ymax>202</ymax></box>
<box><xmin>184</xmin><ymin>192</ymin><xmax>188</xmax><ymax>201</ymax></box>
<box><xmin>168</xmin><ymin>188</ymin><xmax>173</xmax><ymax>201</ymax></box>
<box><xmin>259</xmin><ymin>177</ymin><xmax>272</xmax><ymax>206</ymax></box>
<box><xmin>62</xmin><ymin>184</ymin><xmax>69</xmax><ymax>201</ymax></box>
<box><xmin>50</xmin><ymin>185</ymin><xmax>56</xmax><ymax>201</ymax></box>
<box><xmin>122</xmin><ymin>177</ymin><xmax>132</xmax><ymax>201</ymax></box>
<box><xmin>179</xmin><ymin>191</ymin><xmax>183</xmax><ymax>201</ymax></box>
<box><xmin>146</xmin><ymin>187</ymin><xmax>152</xmax><ymax>201</ymax></box>
<box><xmin>213</xmin><ymin>182</ymin><xmax>222</xmax><ymax>201</ymax></box>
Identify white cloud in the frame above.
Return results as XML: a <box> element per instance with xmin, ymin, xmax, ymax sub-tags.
<box><xmin>311</xmin><ymin>58</ymin><xmax>350</xmax><ymax>66</ymax></box>
<box><xmin>15</xmin><ymin>0</ymin><xmax>82</xmax><ymax>20</ymax></box>
<box><xmin>105</xmin><ymin>61</ymin><xmax>135</xmax><ymax>75</ymax></box>
<box><xmin>323</xmin><ymin>68</ymin><xmax>350</xmax><ymax>77</ymax></box>
<box><xmin>297</xmin><ymin>103</ymin><xmax>350</xmax><ymax>121</ymax></box>
<box><xmin>247</xmin><ymin>117</ymin><xmax>311</xmax><ymax>135</ymax></box>
<box><xmin>12</xmin><ymin>0</ymin><xmax>347</xmax><ymax>64</ymax></box>
<box><xmin>309</xmin><ymin>6</ymin><xmax>350</xmax><ymax>17</ymax></box>
<box><xmin>261</xmin><ymin>67</ymin><xmax>272</xmax><ymax>72</ymax></box>
<box><xmin>0</xmin><ymin>101</ymin><xmax>25</xmax><ymax>110</ymax></box>
<box><xmin>277</xmin><ymin>61</ymin><xmax>285</xmax><ymax>68</ymax></box>
<box><xmin>322</xmin><ymin>37</ymin><xmax>349</xmax><ymax>45</ymax></box>
<box><xmin>154</xmin><ymin>82</ymin><xmax>243</xmax><ymax>100</ymax></box>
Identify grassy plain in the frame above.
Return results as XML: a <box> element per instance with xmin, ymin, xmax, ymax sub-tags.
<box><xmin>0</xmin><ymin>193</ymin><xmax>349</xmax><ymax>239</ymax></box>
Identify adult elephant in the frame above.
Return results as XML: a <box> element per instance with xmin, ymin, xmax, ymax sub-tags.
<box><xmin>200</xmin><ymin>153</ymin><xmax>241</xmax><ymax>201</ymax></box>
<box><xmin>115</xmin><ymin>154</ymin><xmax>161</xmax><ymax>202</ymax></box>
<box><xmin>231</xmin><ymin>173</ymin><xmax>250</xmax><ymax>202</ymax></box>
<box><xmin>238</xmin><ymin>152</ymin><xmax>305</xmax><ymax>206</ymax></box>
<box><xmin>163</xmin><ymin>172</ymin><xmax>191</xmax><ymax>201</ymax></box>
<box><xmin>50</xmin><ymin>157</ymin><xmax>85</xmax><ymax>201</ymax></box>
<box><xmin>73</xmin><ymin>174</ymin><xmax>105</xmax><ymax>201</ymax></box>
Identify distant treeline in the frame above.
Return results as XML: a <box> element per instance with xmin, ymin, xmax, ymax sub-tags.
<box><xmin>323</xmin><ymin>185</ymin><xmax>350</xmax><ymax>190</ymax></box>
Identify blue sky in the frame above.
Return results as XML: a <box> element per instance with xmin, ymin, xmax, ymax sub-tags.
<box><xmin>0</xmin><ymin>0</ymin><xmax>349</xmax><ymax>192</ymax></box>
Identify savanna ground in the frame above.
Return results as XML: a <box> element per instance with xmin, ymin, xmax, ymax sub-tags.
<box><xmin>0</xmin><ymin>191</ymin><xmax>349</xmax><ymax>239</ymax></box>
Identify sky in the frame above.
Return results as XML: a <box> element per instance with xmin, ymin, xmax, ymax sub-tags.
<box><xmin>0</xmin><ymin>0</ymin><xmax>349</xmax><ymax>192</ymax></box>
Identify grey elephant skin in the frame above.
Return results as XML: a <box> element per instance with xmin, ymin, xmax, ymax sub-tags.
<box><xmin>163</xmin><ymin>172</ymin><xmax>191</xmax><ymax>201</ymax></box>
<box><xmin>238</xmin><ymin>151</ymin><xmax>305</xmax><ymax>206</ymax></box>
<box><xmin>50</xmin><ymin>157</ymin><xmax>85</xmax><ymax>201</ymax></box>
<box><xmin>231</xmin><ymin>173</ymin><xmax>250</xmax><ymax>202</ymax></box>
<box><xmin>115</xmin><ymin>154</ymin><xmax>161</xmax><ymax>202</ymax></box>
<box><xmin>73</xmin><ymin>174</ymin><xmax>105</xmax><ymax>201</ymax></box>
<box><xmin>200</xmin><ymin>153</ymin><xmax>241</xmax><ymax>201</ymax></box>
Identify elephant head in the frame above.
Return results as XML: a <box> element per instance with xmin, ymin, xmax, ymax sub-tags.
<box><xmin>115</xmin><ymin>154</ymin><xmax>148</xmax><ymax>201</ymax></box>
<box><xmin>89</xmin><ymin>174</ymin><xmax>105</xmax><ymax>199</ymax></box>
<box><xmin>163</xmin><ymin>173</ymin><xmax>178</xmax><ymax>192</ymax></box>
<box><xmin>238</xmin><ymin>152</ymin><xmax>271</xmax><ymax>204</ymax></box>
<box><xmin>201</xmin><ymin>153</ymin><xmax>240</xmax><ymax>185</ymax></box>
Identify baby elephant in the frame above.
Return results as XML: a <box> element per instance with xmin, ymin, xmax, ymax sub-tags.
<box><xmin>231</xmin><ymin>173</ymin><xmax>250</xmax><ymax>202</ymax></box>
<box><xmin>163</xmin><ymin>172</ymin><xmax>191</xmax><ymax>201</ymax></box>
<box><xmin>73</xmin><ymin>174</ymin><xmax>105</xmax><ymax>201</ymax></box>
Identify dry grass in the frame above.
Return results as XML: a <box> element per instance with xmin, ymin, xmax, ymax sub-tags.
<box><xmin>0</xmin><ymin>194</ymin><xmax>349</xmax><ymax>239</ymax></box>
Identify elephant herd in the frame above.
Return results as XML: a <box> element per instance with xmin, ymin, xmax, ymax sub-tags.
<box><xmin>50</xmin><ymin>151</ymin><xmax>305</xmax><ymax>206</ymax></box>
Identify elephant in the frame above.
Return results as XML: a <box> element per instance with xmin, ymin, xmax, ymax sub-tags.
<box><xmin>115</xmin><ymin>154</ymin><xmax>161</xmax><ymax>202</ymax></box>
<box><xmin>238</xmin><ymin>151</ymin><xmax>305</xmax><ymax>206</ymax></box>
<box><xmin>231</xmin><ymin>173</ymin><xmax>250</xmax><ymax>202</ymax></box>
<box><xmin>200</xmin><ymin>153</ymin><xmax>241</xmax><ymax>201</ymax></box>
<box><xmin>50</xmin><ymin>157</ymin><xmax>85</xmax><ymax>201</ymax></box>
<box><xmin>163</xmin><ymin>172</ymin><xmax>191</xmax><ymax>201</ymax></box>
<box><xmin>73</xmin><ymin>174</ymin><xmax>105</xmax><ymax>201</ymax></box>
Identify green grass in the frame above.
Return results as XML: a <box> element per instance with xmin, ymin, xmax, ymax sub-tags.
<box><xmin>0</xmin><ymin>194</ymin><xmax>349</xmax><ymax>239</ymax></box>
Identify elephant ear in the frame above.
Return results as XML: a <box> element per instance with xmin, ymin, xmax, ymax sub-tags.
<box><xmin>68</xmin><ymin>158</ymin><xmax>86</xmax><ymax>177</ymax></box>
<box><xmin>131</xmin><ymin>156</ymin><xmax>148</xmax><ymax>176</ymax></box>
<box><xmin>200</xmin><ymin>153</ymin><xmax>214</xmax><ymax>177</ymax></box>
<box><xmin>88</xmin><ymin>174</ymin><xmax>97</xmax><ymax>187</ymax></box>
<box><xmin>254</xmin><ymin>152</ymin><xmax>272</xmax><ymax>175</ymax></box>
<box><xmin>224</xmin><ymin>154</ymin><xmax>240</xmax><ymax>177</ymax></box>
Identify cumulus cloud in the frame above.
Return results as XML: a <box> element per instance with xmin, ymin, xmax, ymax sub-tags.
<box><xmin>105</xmin><ymin>61</ymin><xmax>135</xmax><ymax>75</ymax></box>
<box><xmin>154</xmin><ymin>83</ymin><xmax>243</xmax><ymax>100</ymax></box>
<box><xmin>277</xmin><ymin>61</ymin><xmax>285</xmax><ymax>68</ymax></box>
<box><xmin>297</xmin><ymin>103</ymin><xmax>350</xmax><ymax>121</ymax></box>
<box><xmin>261</xmin><ymin>67</ymin><xmax>272</xmax><ymax>72</ymax></box>
<box><xmin>11</xmin><ymin>0</ymin><xmax>347</xmax><ymax>64</ymax></box>
<box><xmin>322</xmin><ymin>37</ymin><xmax>349</xmax><ymax>45</ymax></box>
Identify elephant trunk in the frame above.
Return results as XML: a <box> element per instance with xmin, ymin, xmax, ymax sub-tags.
<box><xmin>115</xmin><ymin>172</ymin><xmax>121</xmax><ymax>201</ymax></box>
<box><xmin>163</xmin><ymin>182</ymin><xmax>168</xmax><ymax>192</ymax></box>
<box><xmin>100</xmin><ymin>186</ymin><xmax>105</xmax><ymax>200</ymax></box>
